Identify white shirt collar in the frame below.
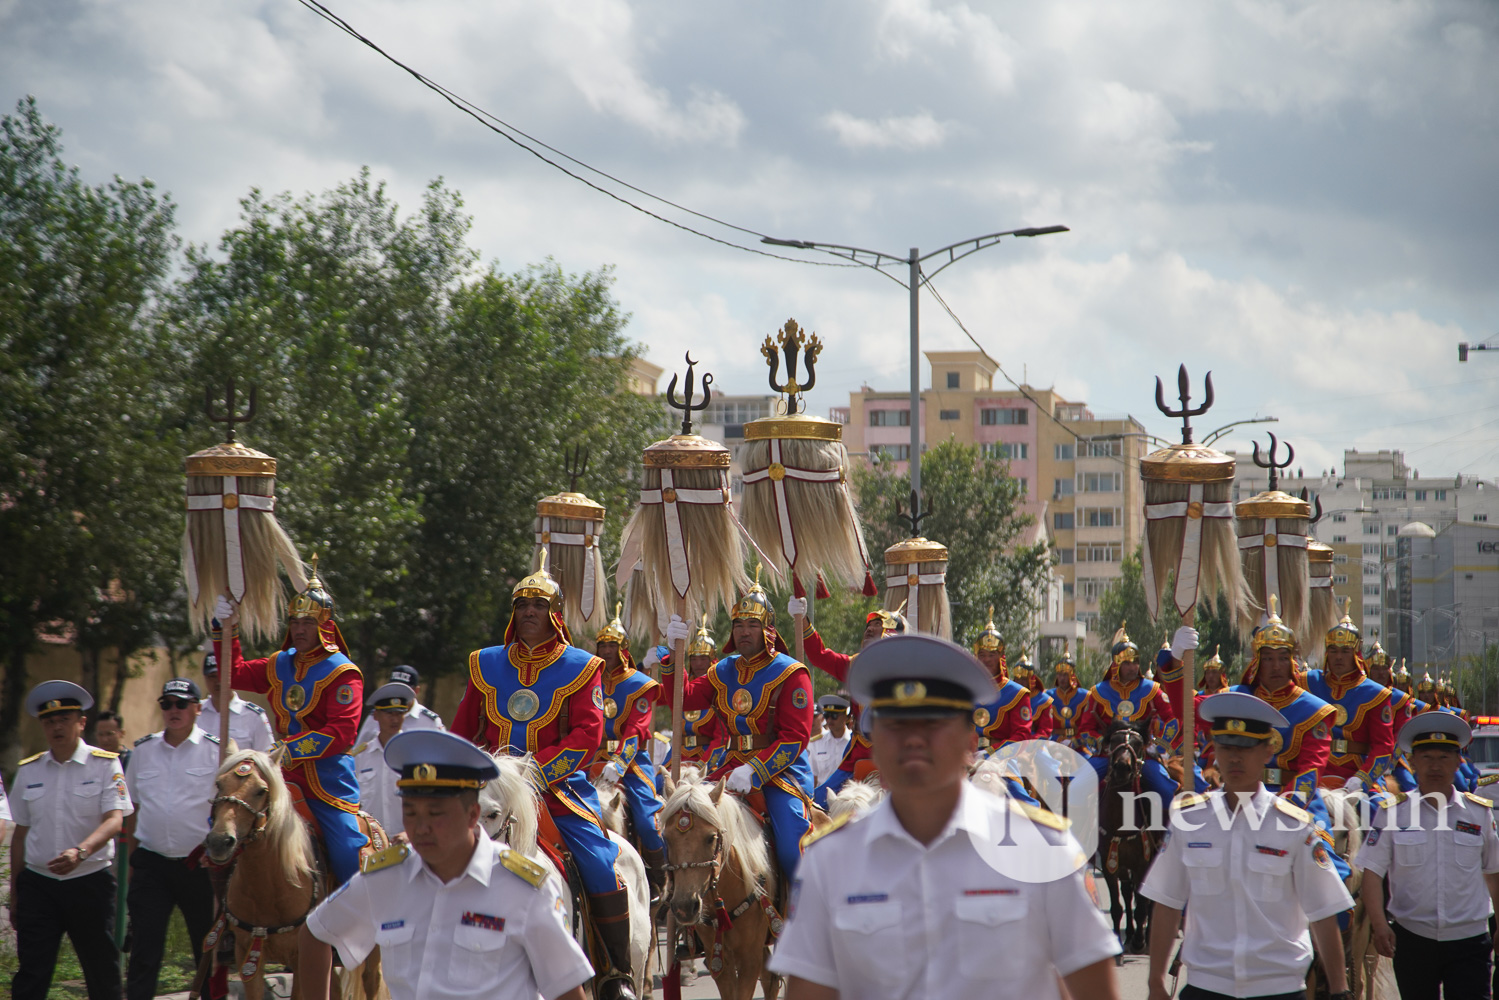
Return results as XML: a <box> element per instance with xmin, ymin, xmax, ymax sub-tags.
<box><xmin>866</xmin><ymin>781</ymin><xmax>987</xmax><ymax>850</ymax></box>
<box><xmin>51</xmin><ymin>740</ymin><xmax>92</xmax><ymax>765</ymax></box>
<box><xmin>412</xmin><ymin>828</ymin><xmax>496</xmax><ymax>888</ymax></box>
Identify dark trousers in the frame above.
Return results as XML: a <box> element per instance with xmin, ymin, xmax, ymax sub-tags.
<box><xmin>125</xmin><ymin>848</ymin><xmax>215</xmax><ymax>1000</ymax></box>
<box><xmin>13</xmin><ymin>867</ymin><xmax>120</xmax><ymax>1000</ymax></box>
<box><xmin>1392</xmin><ymin>922</ymin><xmax>1493</xmax><ymax>1000</ymax></box>
<box><xmin>1181</xmin><ymin>986</ymin><xmax>1302</xmax><ymax>1000</ymax></box>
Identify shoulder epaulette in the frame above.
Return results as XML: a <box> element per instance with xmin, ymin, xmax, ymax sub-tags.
<box><xmin>361</xmin><ymin>843</ymin><xmax>409</xmax><ymax>874</ymax></box>
<box><xmin>1465</xmin><ymin>791</ymin><xmax>1494</xmax><ymax>808</ymax></box>
<box><xmin>499</xmin><ymin>848</ymin><xmax>548</xmax><ymax>888</ymax></box>
<box><xmin>1273</xmin><ymin>797</ymin><xmax>1311</xmax><ymax>824</ymax></box>
<box><xmin>18</xmin><ymin>751</ymin><xmax>44</xmax><ymax>765</ymax></box>
<box><xmin>90</xmin><ymin>748</ymin><xmax>120</xmax><ymax>759</ymax></box>
<box><xmin>203</xmin><ymin>732</ymin><xmax>220</xmax><ymax>744</ymax></box>
<box><xmin>352</xmin><ymin>742</ymin><xmax>369</xmax><ymax>756</ymax></box>
<box><xmin>1477</xmin><ymin>773</ymin><xmax>1499</xmax><ymax>788</ymax></box>
<box><xmin>244</xmin><ymin>702</ymin><xmax>267</xmax><ymax>716</ymax></box>
<box><xmin>1381</xmin><ymin>791</ymin><xmax>1408</xmax><ymax>808</ymax></box>
<box><xmin>1012</xmin><ymin>799</ymin><xmax>1069</xmax><ymax>831</ymax></box>
<box><xmin>800</xmin><ymin>811</ymin><xmax>854</xmax><ymax>849</ymax></box>
<box><xmin>417</xmin><ymin>706</ymin><xmax>441</xmax><ymax>721</ymax></box>
<box><xmin>1174</xmin><ymin>792</ymin><xmax>1209</xmax><ymax>810</ymax></box>
<box><xmin>654</xmin><ymin>732</ymin><xmax>671</xmax><ymax>744</ymax></box>
<box><xmin>133</xmin><ymin>734</ymin><xmax>158</xmax><ymax>747</ymax></box>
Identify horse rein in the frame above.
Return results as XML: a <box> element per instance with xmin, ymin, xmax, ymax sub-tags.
<box><xmin>210</xmin><ymin>792</ymin><xmax>271</xmax><ymax>857</ymax></box>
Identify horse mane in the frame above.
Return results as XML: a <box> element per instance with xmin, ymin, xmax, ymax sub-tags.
<box><xmin>218</xmin><ymin>749</ymin><xmax>314</xmax><ymax>882</ymax></box>
<box><xmin>480</xmin><ymin>753</ymin><xmax>540</xmax><ymax>857</ymax></box>
<box><xmin>969</xmin><ymin>757</ymin><xmax>1014</xmax><ymax>800</ymax></box>
<box><xmin>826</xmin><ymin>779</ymin><xmax>883</xmax><ymax>822</ymax></box>
<box><xmin>661</xmin><ymin>780</ymin><xmax>770</xmax><ymax>890</ymax></box>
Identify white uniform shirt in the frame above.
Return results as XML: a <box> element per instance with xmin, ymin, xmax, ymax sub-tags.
<box><xmin>1141</xmin><ymin>785</ymin><xmax>1354</xmax><ymax>998</ymax></box>
<box><xmin>198</xmin><ymin>694</ymin><xmax>275</xmax><ymax>753</ymax></box>
<box><xmin>808</xmin><ymin>730</ymin><xmax>851</xmax><ymax>788</ymax></box>
<box><xmin>10</xmin><ymin>741</ymin><xmax>133</xmax><ymax>879</ymax></box>
<box><xmin>1355</xmin><ymin>787</ymin><xmax>1499</xmax><ymax>941</ymax></box>
<box><xmin>770</xmin><ymin>782</ymin><xmax>1119</xmax><ymax>999</ymax></box>
<box><xmin>126</xmin><ymin>725</ymin><xmax>221</xmax><ymax>858</ymax></box>
<box><xmin>354</xmin><ymin>702</ymin><xmax>445</xmax><ymax>748</ymax></box>
<box><xmin>307</xmin><ymin>833</ymin><xmax>593</xmax><ymax>1000</ymax></box>
<box><xmin>0</xmin><ymin>774</ymin><xmax>13</xmax><ymax>822</ymax></box>
<box><xmin>352</xmin><ymin>740</ymin><xmax>402</xmax><ymax>836</ymax></box>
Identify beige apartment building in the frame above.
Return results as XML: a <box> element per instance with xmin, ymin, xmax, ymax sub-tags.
<box><xmin>839</xmin><ymin>350</ymin><xmax>1146</xmax><ymax>646</ymax></box>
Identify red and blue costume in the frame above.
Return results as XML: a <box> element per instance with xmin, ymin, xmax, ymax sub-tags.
<box><xmin>1304</xmin><ymin>609</ymin><xmax>1395</xmax><ymax>793</ymax></box>
<box><xmin>594</xmin><ymin>638</ymin><xmax>664</xmax><ymax>858</ymax></box>
<box><xmin>1081</xmin><ymin>627</ymin><xmax>1178</xmax><ymax>802</ymax></box>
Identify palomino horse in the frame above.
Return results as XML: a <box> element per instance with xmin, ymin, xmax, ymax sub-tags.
<box><xmin>659</xmin><ymin>772</ymin><xmax>782</xmax><ymax>1000</ymax></box>
<box><xmin>1098</xmin><ymin>722</ymin><xmax>1157</xmax><ymax>956</ymax></box>
<box><xmin>476</xmin><ymin>753</ymin><xmax>652</xmax><ymax>999</ymax></box>
<box><xmin>824</xmin><ymin>777</ymin><xmax>883</xmax><ymax>822</ymax></box>
<box><xmin>1319</xmin><ymin>787</ymin><xmax>1386</xmax><ymax>1000</ymax></box>
<box><xmin>204</xmin><ymin>748</ymin><xmax>383</xmax><ymax>1000</ymax></box>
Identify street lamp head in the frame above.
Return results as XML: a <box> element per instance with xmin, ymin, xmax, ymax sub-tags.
<box><xmin>1013</xmin><ymin>225</ymin><xmax>1070</xmax><ymax>237</ymax></box>
<box><xmin>760</xmin><ymin>237</ymin><xmax>816</xmax><ymax>249</ymax></box>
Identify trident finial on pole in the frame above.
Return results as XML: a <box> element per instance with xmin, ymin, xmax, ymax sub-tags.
<box><xmin>205</xmin><ymin>377</ymin><xmax>258</xmax><ymax>444</ymax></box>
<box><xmin>896</xmin><ymin>488</ymin><xmax>931</xmax><ymax>536</ymax></box>
<box><xmin>1300</xmin><ymin>486</ymin><xmax>1324</xmax><ymax>523</ymax></box>
<box><xmin>665</xmin><ymin>352</ymin><xmax>713</xmax><ymax>436</ymax></box>
<box><xmin>1253</xmin><ymin>433</ymin><xmax>1294</xmax><ymax>492</ymax></box>
<box><xmin>563</xmin><ymin>445</ymin><xmax>590</xmax><ymax>492</ymax></box>
<box><xmin>1153</xmin><ymin>364</ymin><xmax>1214</xmax><ymax>445</ymax></box>
<box><xmin>761</xmin><ymin>318</ymin><xmax>822</xmax><ymax>414</ymax></box>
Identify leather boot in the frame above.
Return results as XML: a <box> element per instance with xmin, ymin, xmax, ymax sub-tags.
<box><xmin>641</xmin><ymin>845</ymin><xmax>668</xmax><ymax>902</ymax></box>
<box><xmin>588</xmin><ymin>888</ymin><xmax>639</xmax><ymax>1000</ymax></box>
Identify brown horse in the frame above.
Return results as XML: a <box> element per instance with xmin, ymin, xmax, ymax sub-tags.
<box><xmin>205</xmin><ymin>748</ymin><xmax>383</xmax><ymax>1000</ymax></box>
<box><xmin>1099</xmin><ymin>723</ymin><xmax>1158</xmax><ymax>956</ymax></box>
<box><xmin>660</xmin><ymin>772</ymin><xmax>782</xmax><ymax>1000</ymax></box>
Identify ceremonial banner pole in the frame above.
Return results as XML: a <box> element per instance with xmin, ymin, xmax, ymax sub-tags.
<box><xmin>620</xmin><ymin>354</ymin><xmax>750</xmax><ymax>784</ymax></box>
<box><xmin>741</xmin><ymin>319</ymin><xmax>876</xmax><ymax>663</ymax></box>
<box><xmin>881</xmin><ymin>490</ymin><xmax>950</xmax><ymax>638</ymax></box>
<box><xmin>1236</xmin><ymin>434</ymin><xmax>1313</xmax><ymax>647</ymax></box>
<box><xmin>533</xmin><ymin>446</ymin><xmax>609</xmax><ymax>641</ymax></box>
<box><xmin>183</xmin><ymin>379</ymin><xmax>305</xmax><ymax>760</ymax></box>
<box><xmin>1141</xmin><ymin>367</ymin><xmax>1244</xmax><ymax>773</ymax></box>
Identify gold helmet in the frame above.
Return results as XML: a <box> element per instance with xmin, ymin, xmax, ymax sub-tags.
<box><xmin>867</xmin><ymin>601</ymin><xmax>909</xmax><ymax>636</ymax></box>
<box><xmin>1251</xmin><ymin>594</ymin><xmax>1296</xmax><ymax>653</ymax></box>
<box><xmin>513</xmin><ymin>548</ymin><xmax>562</xmax><ymax>607</ymax></box>
<box><xmin>687</xmin><ymin>614</ymin><xmax>717</xmax><ymax>658</ymax></box>
<box><xmin>1052</xmin><ymin>640</ymin><xmax>1076</xmax><ymax>676</ymax></box>
<box><xmin>1392</xmin><ymin>655</ymin><xmax>1408</xmax><ymax>681</ymax></box>
<box><xmin>594</xmin><ymin>601</ymin><xmax>627</xmax><ymax>645</ymax></box>
<box><xmin>1198</xmin><ymin>645</ymin><xmax>1229</xmax><ymax>690</ymax></box>
<box><xmin>1416</xmin><ymin>668</ymin><xmax>1436</xmax><ymax>696</ymax></box>
<box><xmin>287</xmin><ymin>553</ymin><xmax>335</xmax><ymax>623</ymax></box>
<box><xmin>730</xmin><ymin>564</ymin><xmax>774</xmax><ymax>625</ymax></box>
<box><xmin>973</xmin><ymin>606</ymin><xmax>1004</xmax><ymax>655</ymax></box>
<box><xmin>1110</xmin><ymin>622</ymin><xmax>1139</xmax><ymax>665</ymax></box>
<box><xmin>1325</xmin><ymin>596</ymin><xmax>1360</xmax><ymax>650</ymax></box>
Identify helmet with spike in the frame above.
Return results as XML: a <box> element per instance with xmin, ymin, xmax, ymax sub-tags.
<box><xmin>688</xmin><ymin>614</ymin><xmax>718</xmax><ymax>658</ymax></box>
<box><xmin>287</xmin><ymin>553</ymin><xmax>335</xmax><ymax>624</ymax></box>
<box><xmin>973</xmin><ymin>606</ymin><xmax>1004</xmax><ymax>655</ymax></box>
<box><xmin>594</xmin><ymin>601</ymin><xmax>627</xmax><ymax>645</ymax></box>
<box><xmin>1251</xmin><ymin>594</ymin><xmax>1296</xmax><ymax>653</ymax></box>
<box><xmin>513</xmin><ymin>548</ymin><xmax>562</xmax><ymax>607</ymax></box>
<box><xmin>729</xmin><ymin>564</ymin><xmax>774</xmax><ymax>625</ymax></box>
<box><xmin>1325</xmin><ymin>595</ymin><xmax>1360</xmax><ymax>650</ymax></box>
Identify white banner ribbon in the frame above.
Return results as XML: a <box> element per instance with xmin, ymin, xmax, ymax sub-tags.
<box><xmin>640</xmin><ymin>469</ymin><xmax>730</xmax><ymax>599</ymax></box>
<box><xmin>885</xmin><ymin>565</ymin><xmax>946</xmax><ymax>625</ymax></box>
<box><xmin>185</xmin><ymin>476</ymin><xmax>275</xmax><ymax>603</ymax></box>
<box><xmin>535</xmin><ymin>515</ymin><xmax>599</xmax><ymax>621</ymax></box>
<box><xmin>1143</xmin><ymin>484</ymin><xmax>1234</xmax><ymax>617</ymax></box>
<box><xmin>1238</xmin><ymin>520</ymin><xmax>1308</xmax><ymax>608</ymax></box>
<box><xmin>740</xmin><ymin>438</ymin><xmax>843</xmax><ymax>572</ymax></box>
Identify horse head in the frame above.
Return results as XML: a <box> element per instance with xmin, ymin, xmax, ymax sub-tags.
<box><xmin>478</xmin><ymin>752</ymin><xmax>540</xmax><ymax>857</ymax></box>
<box><xmin>660</xmin><ymin>775</ymin><xmax>726</xmax><ymax>926</ymax></box>
<box><xmin>207</xmin><ymin>750</ymin><xmax>274</xmax><ymax>864</ymax></box>
<box><xmin>1105</xmin><ymin>723</ymin><xmax>1145</xmax><ymax>788</ymax></box>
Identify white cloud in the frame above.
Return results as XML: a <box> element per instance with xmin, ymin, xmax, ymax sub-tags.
<box><xmin>821</xmin><ymin>110</ymin><xmax>952</xmax><ymax>151</ymax></box>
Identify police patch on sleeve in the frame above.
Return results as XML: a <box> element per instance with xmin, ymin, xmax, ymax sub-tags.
<box><xmin>1381</xmin><ymin>704</ymin><xmax>1392</xmax><ymax>724</ymax></box>
<box><xmin>336</xmin><ymin>685</ymin><xmax>354</xmax><ymax>705</ymax></box>
<box><xmin>593</xmin><ymin>686</ymin><xmax>605</xmax><ymax>709</ymax></box>
<box><xmin>1366</xmin><ymin>827</ymin><xmax>1380</xmax><ymax>846</ymax></box>
<box><xmin>637</xmin><ymin>698</ymin><xmax>651</xmax><ymax>714</ymax></box>
<box><xmin>792</xmin><ymin>688</ymin><xmax>808</xmax><ymax>710</ymax></box>
<box><xmin>1020</xmin><ymin>703</ymin><xmax>1031</xmax><ymax>721</ymax></box>
<box><xmin>1312</xmin><ymin>722</ymin><xmax>1329</xmax><ymax>740</ymax></box>
<box><xmin>1313</xmin><ymin>842</ymin><xmax>1332</xmax><ymax>870</ymax></box>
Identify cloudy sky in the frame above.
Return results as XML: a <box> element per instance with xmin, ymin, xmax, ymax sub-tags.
<box><xmin>5</xmin><ymin>0</ymin><xmax>1498</xmax><ymax>478</ymax></box>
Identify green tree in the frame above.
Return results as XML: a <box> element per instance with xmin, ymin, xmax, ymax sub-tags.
<box><xmin>853</xmin><ymin>440</ymin><xmax>1052</xmax><ymax>649</ymax></box>
<box><xmin>0</xmin><ymin>98</ymin><xmax>185</xmax><ymax>759</ymax></box>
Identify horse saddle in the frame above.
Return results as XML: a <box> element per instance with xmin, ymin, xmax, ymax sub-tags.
<box><xmin>851</xmin><ymin>761</ymin><xmax>879</xmax><ymax>782</ymax></box>
<box><xmin>283</xmin><ymin>783</ymin><xmax>388</xmax><ymax>865</ymax></box>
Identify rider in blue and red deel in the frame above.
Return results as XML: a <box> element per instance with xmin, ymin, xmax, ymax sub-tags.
<box><xmin>590</xmin><ymin>605</ymin><xmax>666</xmax><ymax>898</ymax></box>
<box><xmin>1045</xmin><ymin>643</ymin><xmax>1089</xmax><ymax>746</ymax></box>
<box><xmin>450</xmin><ymin>556</ymin><xmax>638</xmax><ymax>1000</ymax></box>
<box><xmin>1015</xmin><ymin>653</ymin><xmax>1055</xmax><ymax>740</ymax></box>
<box><xmin>797</xmin><ymin>604</ymin><xmax>905</xmax><ymax>809</ymax></box>
<box><xmin>1079</xmin><ymin>625</ymin><xmax>1179</xmax><ymax>804</ymax></box>
<box><xmin>971</xmin><ymin>611</ymin><xmax>1033</xmax><ymax>753</ymax></box>
<box><xmin>217</xmin><ymin>557</ymin><xmax>366</xmax><ymax>887</ymax></box>
<box><xmin>1304</xmin><ymin>600</ymin><xmax>1395</xmax><ymax>797</ymax></box>
<box><xmin>662</xmin><ymin>577</ymin><xmax>815</xmax><ymax>881</ymax></box>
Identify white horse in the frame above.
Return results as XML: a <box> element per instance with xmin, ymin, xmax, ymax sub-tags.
<box><xmin>825</xmin><ymin>778</ymin><xmax>884</xmax><ymax>822</ymax></box>
<box><xmin>477</xmin><ymin>754</ymin><xmax>652</xmax><ymax>998</ymax></box>
<box><xmin>1321</xmin><ymin>787</ymin><xmax>1396</xmax><ymax>1000</ymax></box>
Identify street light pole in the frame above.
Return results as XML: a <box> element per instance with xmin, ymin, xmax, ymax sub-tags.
<box><xmin>762</xmin><ymin>225</ymin><xmax>1069</xmax><ymax>508</ymax></box>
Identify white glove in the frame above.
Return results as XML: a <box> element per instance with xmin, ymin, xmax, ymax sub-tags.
<box><xmin>665</xmin><ymin>615</ymin><xmax>692</xmax><ymax>645</ymax></box>
<box><xmin>1343</xmin><ymin>775</ymin><xmax>1366</xmax><ymax>792</ymax></box>
<box><xmin>600</xmin><ymin>761</ymin><xmax>623</xmax><ymax>784</ymax></box>
<box><xmin>1170</xmin><ymin>626</ymin><xmax>1199</xmax><ymax>661</ymax></box>
<box><xmin>214</xmin><ymin>594</ymin><xmax>238</xmax><ymax>622</ymax></box>
<box><xmin>787</xmin><ymin>596</ymin><xmax>807</xmax><ymax>618</ymax></box>
<box><xmin>726</xmin><ymin>764</ymin><xmax>755</xmax><ymax>794</ymax></box>
<box><xmin>642</xmin><ymin>645</ymin><xmax>663</xmax><ymax>670</ymax></box>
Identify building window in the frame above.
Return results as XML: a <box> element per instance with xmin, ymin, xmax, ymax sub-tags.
<box><xmin>980</xmin><ymin>407</ymin><xmax>1028</xmax><ymax>426</ymax></box>
<box><xmin>869</xmin><ymin>443</ymin><xmax>911</xmax><ymax>461</ymax></box>
<box><xmin>1080</xmin><ymin>507</ymin><xmax>1121</xmax><ymax>528</ymax></box>
<box><xmin>1077</xmin><ymin>611</ymin><xmax>1100</xmax><ymax>632</ymax></box>
<box><xmin>1086</xmin><ymin>439</ymin><xmax>1123</xmax><ymax>458</ymax></box>
<box><xmin>1333</xmin><ymin>554</ymin><xmax>1347</xmax><ymax>564</ymax></box>
<box><xmin>869</xmin><ymin>409</ymin><xmax>910</xmax><ymax>427</ymax></box>
<box><xmin>1364</xmin><ymin>563</ymin><xmax>1380</xmax><ymax>576</ymax></box>
<box><xmin>1016</xmin><ymin>478</ymin><xmax>1028</xmax><ymax>497</ymax></box>
<box><xmin>1414</xmin><ymin>490</ymin><xmax>1427</xmax><ymax>501</ymax></box>
<box><xmin>1385</xmin><ymin>543</ymin><xmax>1396</xmax><ymax>556</ymax></box>
<box><xmin>1364</xmin><ymin>604</ymin><xmax>1380</xmax><ymax>617</ymax></box>
<box><xmin>1062</xmin><ymin>583</ymin><xmax>1074</xmax><ymax>597</ymax></box>
<box><xmin>1332</xmin><ymin>513</ymin><xmax>1347</xmax><ymax>523</ymax></box>
<box><xmin>939</xmin><ymin>409</ymin><xmax>960</xmax><ymax>421</ymax></box>
<box><xmin>1478</xmin><ymin>513</ymin><xmax>1490</xmax><ymax>522</ymax></box>
<box><xmin>1053</xmin><ymin>478</ymin><xmax>1074</xmax><ymax>499</ymax></box>
<box><xmin>946</xmin><ymin>372</ymin><xmax>960</xmax><ymax>389</ymax></box>
<box><xmin>1363</xmin><ymin>584</ymin><xmax>1381</xmax><ymax>596</ymax></box>
<box><xmin>1078</xmin><ymin>472</ymin><xmax>1122</xmax><ymax>493</ymax></box>
<box><xmin>1076</xmin><ymin>544</ymin><xmax>1122</xmax><ymax>563</ymax></box>
<box><xmin>1078</xmin><ymin>578</ymin><xmax>1107</xmax><ymax>603</ymax></box>
<box><xmin>1058</xmin><ymin>549</ymin><xmax>1074</xmax><ymax>565</ymax></box>
<box><xmin>1363</xmin><ymin>544</ymin><xmax>1381</xmax><ymax>555</ymax></box>
<box><xmin>1435</xmin><ymin>489</ymin><xmax>1447</xmax><ymax>500</ymax></box>
<box><xmin>1054</xmin><ymin>444</ymin><xmax>1074</xmax><ymax>461</ymax></box>
<box><xmin>983</xmin><ymin>442</ymin><xmax>1028</xmax><ymax>460</ymax></box>
<box><xmin>1364</xmin><ymin>523</ymin><xmax>1379</xmax><ymax>535</ymax></box>
<box><xmin>1054</xmin><ymin>513</ymin><xmax>1075</xmax><ymax>531</ymax></box>
<box><xmin>1334</xmin><ymin>574</ymin><xmax>1348</xmax><ymax>584</ymax></box>
<box><xmin>1333</xmin><ymin>535</ymin><xmax>1347</xmax><ymax>543</ymax></box>
<box><xmin>1372</xmin><ymin>487</ymin><xmax>1407</xmax><ymax>501</ymax></box>
<box><xmin>1386</xmin><ymin>524</ymin><xmax>1397</xmax><ymax>536</ymax></box>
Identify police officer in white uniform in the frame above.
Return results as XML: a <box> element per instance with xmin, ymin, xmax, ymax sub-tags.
<box><xmin>770</xmin><ymin>635</ymin><xmax>1122</xmax><ymax>1000</ymax></box>
<box><xmin>808</xmin><ymin>695</ymin><xmax>852</xmax><ymax>788</ymax></box>
<box><xmin>354</xmin><ymin>664</ymin><xmax>444</xmax><ymax>747</ymax></box>
<box><xmin>1356</xmin><ymin>710</ymin><xmax>1499</xmax><ymax>999</ymax></box>
<box><xmin>9</xmin><ymin>680</ymin><xmax>134</xmax><ymax>1000</ymax></box>
<box><xmin>1142</xmin><ymin>692</ymin><xmax>1353</xmax><ymax>1000</ymax></box>
<box><xmin>124</xmin><ymin>677</ymin><xmax>222</xmax><ymax>1000</ymax></box>
<box><xmin>353</xmin><ymin>682</ymin><xmax>414</xmax><ymax>836</ymax></box>
<box><xmin>197</xmin><ymin>648</ymin><xmax>275</xmax><ymax>752</ymax></box>
<box><xmin>299</xmin><ymin>730</ymin><xmax>594</xmax><ymax>1000</ymax></box>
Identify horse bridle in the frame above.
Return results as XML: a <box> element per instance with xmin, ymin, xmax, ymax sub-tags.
<box><xmin>210</xmin><ymin>790</ymin><xmax>271</xmax><ymax>854</ymax></box>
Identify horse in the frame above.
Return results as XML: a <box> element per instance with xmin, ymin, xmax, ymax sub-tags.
<box><xmin>1098</xmin><ymin>722</ymin><xmax>1157</xmax><ymax>957</ymax></box>
<box><xmin>1318</xmin><ymin>786</ymin><xmax>1388</xmax><ymax>1000</ymax></box>
<box><xmin>659</xmin><ymin>771</ymin><xmax>783</xmax><ymax>1000</ymax></box>
<box><xmin>825</xmin><ymin>777</ymin><xmax>883</xmax><ymax>822</ymax></box>
<box><xmin>476</xmin><ymin>753</ymin><xmax>652</xmax><ymax>999</ymax></box>
<box><xmin>204</xmin><ymin>748</ymin><xmax>383</xmax><ymax>1000</ymax></box>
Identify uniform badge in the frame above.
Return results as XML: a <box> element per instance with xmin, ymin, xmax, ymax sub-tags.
<box><xmin>1116</xmin><ymin>700</ymin><xmax>1135</xmax><ymax>719</ymax></box>
<box><xmin>1312</xmin><ymin>722</ymin><xmax>1329</xmax><ymax>741</ymax></box>
<box><xmin>732</xmin><ymin>688</ymin><xmax>754</xmax><ymax>714</ymax></box>
<box><xmin>460</xmin><ymin>912</ymin><xmax>505</xmax><ymax>932</ymax></box>
<box><xmin>336</xmin><ymin>685</ymin><xmax>354</xmax><ymax>705</ymax></box>
<box><xmin>1083</xmin><ymin>869</ymin><xmax>1099</xmax><ymax>907</ymax></box>
<box><xmin>1312</xmin><ymin>842</ymin><xmax>1332</xmax><ymax>870</ymax></box>
<box><xmin>1020</xmin><ymin>703</ymin><xmax>1031</xmax><ymax>721</ymax></box>
<box><xmin>603</xmin><ymin>698</ymin><xmax>618</xmax><ymax>719</ymax></box>
<box><xmin>286</xmin><ymin>684</ymin><xmax>306</xmax><ymax>712</ymax></box>
<box><xmin>1366</xmin><ymin>827</ymin><xmax>1380</xmax><ymax>846</ymax></box>
<box><xmin>637</xmin><ymin>698</ymin><xmax>651</xmax><ymax>714</ymax></box>
<box><xmin>1382</xmin><ymin>704</ymin><xmax>1392</xmax><ymax>725</ymax></box>
<box><xmin>792</xmin><ymin>689</ymin><xmax>808</xmax><ymax>710</ymax></box>
<box><xmin>508</xmin><ymin>688</ymin><xmax>540</xmax><ymax>722</ymax></box>
<box><xmin>685</xmin><ymin>710</ymin><xmax>702</xmax><ymax>723</ymax></box>
<box><xmin>973</xmin><ymin>707</ymin><xmax>991</xmax><ymax>728</ymax></box>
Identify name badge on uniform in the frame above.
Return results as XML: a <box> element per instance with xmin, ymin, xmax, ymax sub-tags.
<box><xmin>1254</xmin><ymin>846</ymin><xmax>1288</xmax><ymax>857</ymax></box>
<box><xmin>461</xmin><ymin>912</ymin><xmax>506</xmax><ymax>932</ymax></box>
<box><xmin>381</xmin><ymin>920</ymin><xmax>405</xmax><ymax>931</ymax></box>
<box><xmin>845</xmin><ymin>893</ymin><xmax>888</xmax><ymax>905</ymax></box>
<box><xmin>1187</xmin><ymin>842</ymin><xmax>1213</xmax><ymax>849</ymax></box>
<box><xmin>962</xmin><ymin>888</ymin><xmax>1019</xmax><ymax>896</ymax></box>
